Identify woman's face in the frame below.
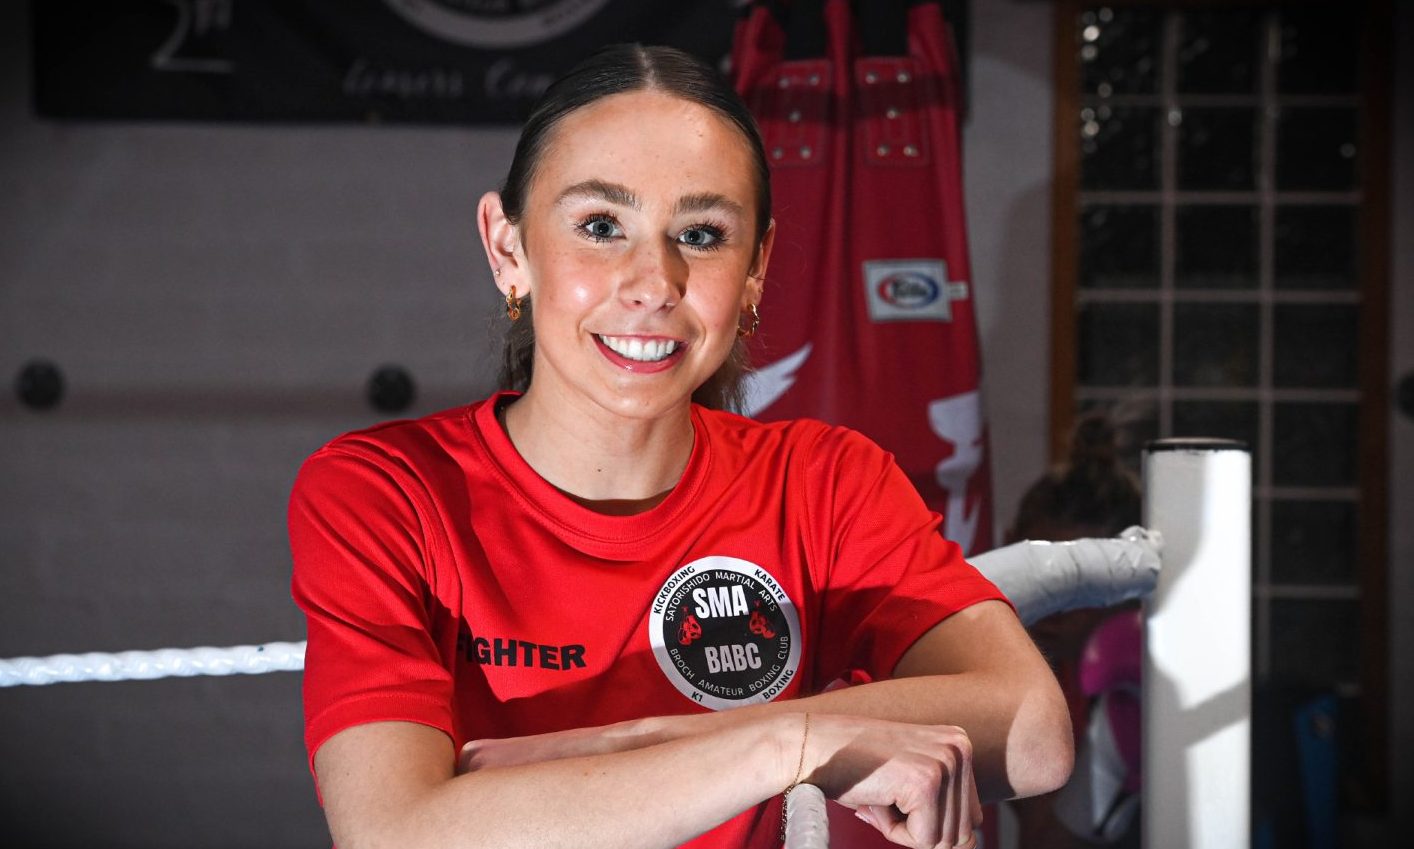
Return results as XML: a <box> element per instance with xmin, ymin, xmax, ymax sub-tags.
<box><xmin>489</xmin><ymin>89</ymin><xmax>773</xmax><ymax>422</ymax></box>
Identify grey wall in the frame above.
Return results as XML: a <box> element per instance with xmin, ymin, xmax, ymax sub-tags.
<box><xmin>1</xmin><ymin>0</ymin><xmax>1408</xmax><ymax>846</ymax></box>
<box><xmin>0</xmin><ymin>2</ymin><xmax>515</xmax><ymax>844</ymax></box>
<box><xmin>965</xmin><ymin>0</ymin><xmax>1055</xmax><ymax>529</ymax></box>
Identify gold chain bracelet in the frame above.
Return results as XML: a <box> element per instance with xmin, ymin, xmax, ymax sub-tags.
<box><xmin>780</xmin><ymin>713</ymin><xmax>811</xmax><ymax>839</ymax></box>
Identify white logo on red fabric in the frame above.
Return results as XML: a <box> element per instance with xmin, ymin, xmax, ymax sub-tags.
<box><xmin>862</xmin><ymin>259</ymin><xmax>969</xmax><ymax>322</ymax></box>
<box><xmin>648</xmin><ymin>557</ymin><xmax>802</xmax><ymax>710</ymax></box>
<box><xmin>740</xmin><ymin>343</ymin><xmax>812</xmax><ymax>418</ymax></box>
<box><xmin>929</xmin><ymin>391</ymin><xmax>985</xmax><ymax>555</ymax></box>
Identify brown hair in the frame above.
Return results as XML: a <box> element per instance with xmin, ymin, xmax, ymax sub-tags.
<box><xmin>1012</xmin><ymin>413</ymin><xmax>1142</xmax><ymax>538</ymax></box>
<box><xmin>495</xmin><ymin>44</ymin><xmax>771</xmax><ymax>412</ymax></box>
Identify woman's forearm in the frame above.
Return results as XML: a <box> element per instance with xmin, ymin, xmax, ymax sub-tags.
<box><xmin>319</xmin><ymin>717</ymin><xmax>796</xmax><ymax>849</ymax></box>
<box><xmin>659</xmin><ymin>668</ymin><xmax>1068</xmax><ymax>800</ymax></box>
<box><xmin>653</xmin><ymin>602</ymin><xmax>1074</xmax><ymax>800</ymax></box>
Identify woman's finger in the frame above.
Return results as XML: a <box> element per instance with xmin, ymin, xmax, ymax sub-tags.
<box><xmin>861</xmin><ymin>804</ymin><xmax>914</xmax><ymax>848</ymax></box>
<box><xmin>962</xmin><ymin>752</ymin><xmax>982</xmax><ymax>842</ymax></box>
<box><xmin>939</xmin><ymin>742</ymin><xmax>961</xmax><ymax>848</ymax></box>
<box><xmin>873</xmin><ymin>799</ymin><xmax>952</xmax><ymax>849</ymax></box>
<box><xmin>953</xmin><ymin>737</ymin><xmax>978</xmax><ymax>847</ymax></box>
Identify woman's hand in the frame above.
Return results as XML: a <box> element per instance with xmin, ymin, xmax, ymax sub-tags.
<box><xmin>804</xmin><ymin>715</ymin><xmax>983</xmax><ymax>849</ymax></box>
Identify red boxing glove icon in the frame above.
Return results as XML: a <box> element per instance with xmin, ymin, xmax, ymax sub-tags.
<box><xmin>678</xmin><ymin>614</ymin><xmax>703</xmax><ymax>646</ymax></box>
<box><xmin>748</xmin><ymin>610</ymin><xmax>776</xmax><ymax>639</ymax></box>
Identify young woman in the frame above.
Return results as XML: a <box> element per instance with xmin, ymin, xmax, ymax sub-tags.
<box><xmin>290</xmin><ymin>45</ymin><xmax>1071</xmax><ymax>849</ymax></box>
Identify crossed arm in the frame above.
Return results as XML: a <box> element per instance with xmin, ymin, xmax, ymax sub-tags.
<box><xmin>314</xmin><ymin>599</ymin><xmax>1073</xmax><ymax>849</ymax></box>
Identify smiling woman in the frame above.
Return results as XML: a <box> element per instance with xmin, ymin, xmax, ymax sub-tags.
<box><xmin>490</xmin><ymin>47</ymin><xmax>771</xmax><ymax>415</ymax></box>
<box><xmin>289</xmin><ymin>44</ymin><xmax>1072</xmax><ymax>849</ymax></box>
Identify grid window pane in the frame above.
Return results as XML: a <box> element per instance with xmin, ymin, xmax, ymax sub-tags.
<box><xmin>1172</xmin><ymin>400</ymin><xmax>1258</xmax><ymax>451</ymax></box>
<box><xmin>1276</xmin><ymin>108</ymin><xmax>1358</xmax><ymax>191</ymax></box>
<box><xmin>1173</xmin><ymin>303</ymin><xmax>1260</xmax><ymax>387</ymax></box>
<box><xmin>1080</xmin><ymin>7</ymin><xmax>1162</xmax><ymax>95</ymax></box>
<box><xmin>1270</xmin><ymin>599</ymin><xmax>1361</xmax><ymax>685</ymax></box>
<box><xmin>1274</xmin><ymin>304</ymin><xmax>1359</xmax><ymax>388</ymax></box>
<box><xmin>1077</xmin><ymin>302</ymin><xmax>1159</xmax><ymax>387</ymax></box>
<box><xmin>1177</xmin><ymin>9</ymin><xmax>1262</xmax><ymax>94</ymax></box>
<box><xmin>1178</xmin><ymin>107</ymin><xmax>1258</xmax><ymax>190</ymax></box>
<box><xmin>1080</xmin><ymin>205</ymin><xmax>1160</xmax><ymax>289</ymax></box>
<box><xmin>1275</xmin><ymin>206</ymin><xmax>1357</xmax><ymax>290</ymax></box>
<box><xmin>1273</xmin><ymin>402</ymin><xmax>1358</xmax><ymax>487</ymax></box>
<box><xmin>1271</xmin><ymin>500</ymin><xmax>1357</xmax><ymax>585</ymax></box>
<box><xmin>1082</xmin><ymin>107</ymin><xmax>1161</xmax><ymax>190</ymax></box>
<box><xmin>1277</xmin><ymin>6</ymin><xmax>1359</xmax><ymax>94</ymax></box>
<box><xmin>1176</xmin><ymin>205</ymin><xmax>1258</xmax><ymax>289</ymax></box>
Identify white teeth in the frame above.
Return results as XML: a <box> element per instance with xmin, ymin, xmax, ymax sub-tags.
<box><xmin>599</xmin><ymin>335</ymin><xmax>679</xmax><ymax>362</ymax></box>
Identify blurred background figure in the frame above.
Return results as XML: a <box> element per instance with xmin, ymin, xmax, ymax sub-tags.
<box><xmin>1006</xmin><ymin>413</ymin><xmax>1142</xmax><ymax>849</ymax></box>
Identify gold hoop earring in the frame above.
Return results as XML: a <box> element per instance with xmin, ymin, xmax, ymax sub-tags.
<box><xmin>737</xmin><ymin>303</ymin><xmax>760</xmax><ymax>338</ymax></box>
<box><xmin>506</xmin><ymin>285</ymin><xmax>523</xmax><ymax>322</ymax></box>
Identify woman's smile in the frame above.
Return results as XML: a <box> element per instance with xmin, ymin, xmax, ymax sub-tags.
<box><xmin>595</xmin><ymin>334</ymin><xmax>685</xmax><ymax>369</ymax></box>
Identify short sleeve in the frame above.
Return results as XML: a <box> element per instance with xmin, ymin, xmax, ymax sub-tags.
<box><xmin>804</xmin><ymin>428</ymin><xmax>1009</xmax><ymax>685</ymax></box>
<box><xmin>288</xmin><ymin>446</ymin><xmax>455</xmax><ymax>771</ymax></box>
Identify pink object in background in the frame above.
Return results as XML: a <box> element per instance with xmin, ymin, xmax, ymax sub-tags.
<box><xmin>1079</xmin><ymin>609</ymin><xmax>1143</xmax><ymax>794</ymax></box>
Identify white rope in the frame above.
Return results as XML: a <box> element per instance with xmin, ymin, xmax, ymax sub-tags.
<box><xmin>0</xmin><ymin>640</ymin><xmax>305</xmax><ymax>688</ymax></box>
<box><xmin>0</xmin><ymin>532</ymin><xmax>1161</xmax><ymax>687</ymax></box>
<box><xmin>783</xmin><ymin>783</ymin><xmax>829</xmax><ymax>849</ymax></box>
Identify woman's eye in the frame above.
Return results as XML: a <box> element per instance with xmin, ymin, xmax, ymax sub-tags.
<box><xmin>678</xmin><ymin>226</ymin><xmax>725</xmax><ymax>250</ymax></box>
<box><xmin>580</xmin><ymin>216</ymin><xmax>622</xmax><ymax>242</ymax></box>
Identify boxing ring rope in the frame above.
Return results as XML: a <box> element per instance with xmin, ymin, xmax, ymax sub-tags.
<box><xmin>0</xmin><ymin>533</ymin><xmax>1160</xmax><ymax>689</ymax></box>
<box><xmin>0</xmin><ymin>640</ymin><xmax>306</xmax><ymax>687</ymax></box>
<box><xmin>0</xmin><ymin>439</ymin><xmax>1250</xmax><ymax>849</ymax></box>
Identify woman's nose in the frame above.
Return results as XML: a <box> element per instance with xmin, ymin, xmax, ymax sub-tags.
<box><xmin>619</xmin><ymin>237</ymin><xmax>687</xmax><ymax>310</ymax></box>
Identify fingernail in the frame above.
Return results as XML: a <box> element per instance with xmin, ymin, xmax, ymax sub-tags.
<box><xmin>854</xmin><ymin>810</ymin><xmax>873</xmax><ymax>827</ymax></box>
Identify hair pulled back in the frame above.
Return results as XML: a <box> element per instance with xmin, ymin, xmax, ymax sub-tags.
<box><xmin>1012</xmin><ymin>412</ymin><xmax>1141</xmax><ymax>538</ymax></box>
<box><xmin>495</xmin><ymin>44</ymin><xmax>772</xmax><ymax>412</ymax></box>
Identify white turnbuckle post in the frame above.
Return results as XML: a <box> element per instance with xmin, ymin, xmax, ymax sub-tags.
<box><xmin>1143</xmin><ymin>439</ymin><xmax>1251</xmax><ymax>849</ymax></box>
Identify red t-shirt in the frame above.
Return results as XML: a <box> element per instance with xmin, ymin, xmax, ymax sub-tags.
<box><xmin>289</xmin><ymin>393</ymin><xmax>1004</xmax><ymax>848</ymax></box>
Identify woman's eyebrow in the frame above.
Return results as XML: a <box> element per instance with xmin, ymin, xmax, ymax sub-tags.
<box><xmin>555</xmin><ymin>180</ymin><xmax>640</xmax><ymax>209</ymax></box>
<box><xmin>553</xmin><ymin>182</ymin><xmax>744</xmax><ymax>219</ymax></box>
<box><xmin>674</xmin><ymin>192</ymin><xmax>744</xmax><ymax>218</ymax></box>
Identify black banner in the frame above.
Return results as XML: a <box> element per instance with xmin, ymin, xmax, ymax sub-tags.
<box><xmin>32</xmin><ymin>0</ymin><xmax>738</xmax><ymax>124</ymax></box>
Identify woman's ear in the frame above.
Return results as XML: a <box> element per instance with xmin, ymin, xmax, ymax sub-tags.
<box><xmin>477</xmin><ymin>191</ymin><xmax>527</xmax><ymax>297</ymax></box>
<box><xmin>745</xmin><ymin>218</ymin><xmax>776</xmax><ymax>306</ymax></box>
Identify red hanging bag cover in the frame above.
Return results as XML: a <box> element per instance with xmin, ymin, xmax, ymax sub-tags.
<box><xmin>733</xmin><ymin>0</ymin><xmax>994</xmax><ymax>559</ymax></box>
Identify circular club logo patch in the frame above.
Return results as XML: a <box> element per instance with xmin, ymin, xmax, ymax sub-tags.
<box><xmin>383</xmin><ymin>0</ymin><xmax>614</xmax><ymax>49</ymax></box>
<box><xmin>877</xmin><ymin>271</ymin><xmax>941</xmax><ymax>309</ymax></box>
<box><xmin>649</xmin><ymin>557</ymin><xmax>801</xmax><ymax>710</ymax></box>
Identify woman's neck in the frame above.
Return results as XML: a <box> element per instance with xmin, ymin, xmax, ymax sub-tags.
<box><xmin>499</xmin><ymin>386</ymin><xmax>695</xmax><ymax>514</ymax></box>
